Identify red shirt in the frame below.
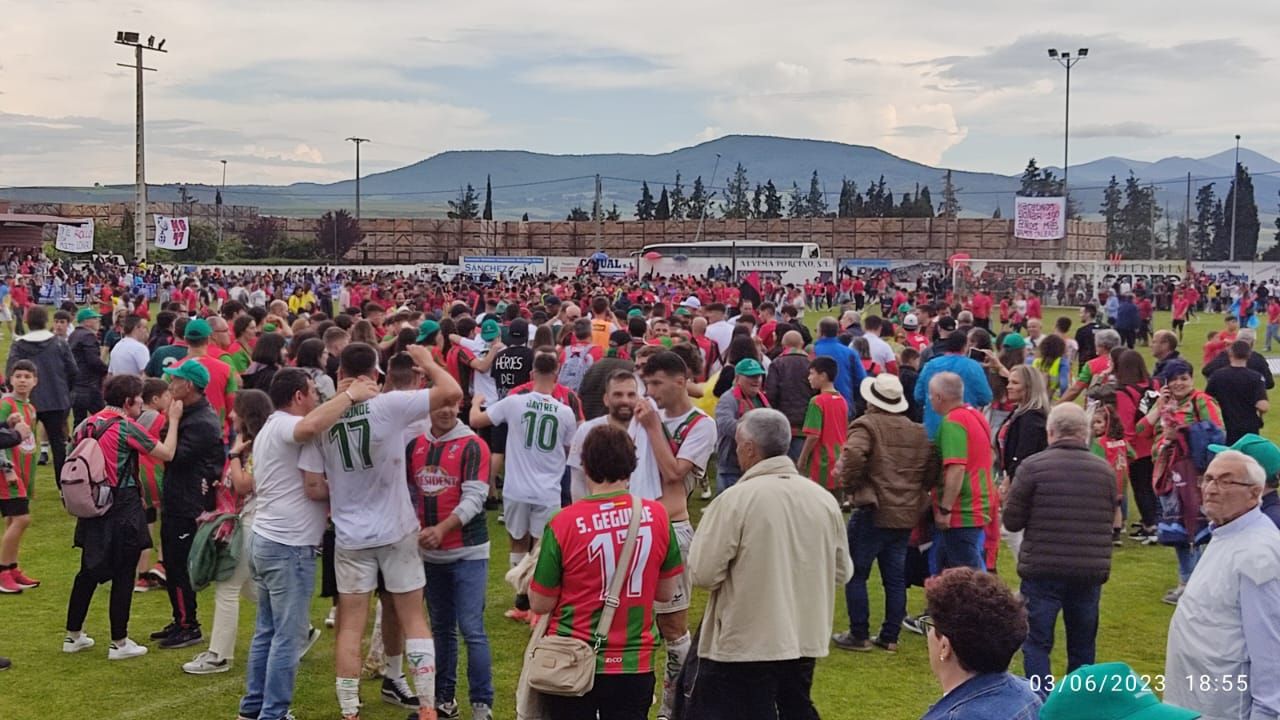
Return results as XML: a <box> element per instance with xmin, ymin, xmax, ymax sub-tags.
<box><xmin>971</xmin><ymin>293</ymin><xmax>992</xmax><ymax>320</ymax></box>
<box><xmin>407</xmin><ymin>428</ymin><xmax>490</xmax><ymax>552</ymax></box>
<box><xmin>1173</xmin><ymin>296</ymin><xmax>1190</xmax><ymax>320</ymax></box>
<box><xmin>1268</xmin><ymin>301</ymin><xmax>1280</xmax><ymax>325</ymax></box>
<box><xmin>1137</xmin><ymin>299</ymin><xmax>1153</xmax><ymax>320</ymax></box>
<box><xmin>1026</xmin><ymin>296</ymin><xmax>1042</xmax><ymax>319</ymax></box>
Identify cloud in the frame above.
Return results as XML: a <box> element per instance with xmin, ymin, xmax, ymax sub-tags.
<box><xmin>1070</xmin><ymin>122</ymin><xmax>1167</xmax><ymax>139</ymax></box>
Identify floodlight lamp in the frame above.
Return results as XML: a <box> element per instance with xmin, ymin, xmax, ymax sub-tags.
<box><xmin>1077</xmin><ymin>48</ymin><xmax>1089</xmax><ymax>57</ymax></box>
<box><xmin>1047</xmin><ymin>48</ymin><xmax>1059</xmax><ymax>58</ymax></box>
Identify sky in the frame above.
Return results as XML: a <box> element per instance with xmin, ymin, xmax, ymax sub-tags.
<box><xmin>3</xmin><ymin>0</ymin><xmax>1278</xmax><ymax>187</ymax></box>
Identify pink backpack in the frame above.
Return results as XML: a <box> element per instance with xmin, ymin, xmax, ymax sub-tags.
<box><xmin>61</xmin><ymin>418</ymin><xmax>122</xmax><ymax>519</ymax></box>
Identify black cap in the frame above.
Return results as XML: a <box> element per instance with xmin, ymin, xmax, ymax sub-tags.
<box><xmin>509</xmin><ymin>318</ymin><xmax>529</xmax><ymax>340</ymax></box>
<box><xmin>938</xmin><ymin>316</ymin><xmax>957</xmax><ymax>332</ymax></box>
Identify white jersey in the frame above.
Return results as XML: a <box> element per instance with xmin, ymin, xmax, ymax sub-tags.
<box><xmin>298</xmin><ymin>389</ymin><xmax>431</xmax><ymax>550</ymax></box>
<box><xmin>567</xmin><ymin>415</ymin><xmax>660</xmax><ymax>501</ymax></box>
<box><xmin>660</xmin><ymin>403</ymin><xmax>716</xmax><ymax>493</ymax></box>
<box><xmin>485</xmin><ymin>391</ymin><xmax>577</xmax><ymax>507</ymax></box>
<box><xmin>464</xmin><ymin>336</ymin><xmax>498</xmax><ymax>403</ymax></box>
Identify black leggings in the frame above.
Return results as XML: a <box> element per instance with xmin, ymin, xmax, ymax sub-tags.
<box><xmin>67</xmin><ymin>556</ymin><xmax>136</xmax><ymax>642</ymax></box>
<box><xmin>544</xmin><ymin>672</ymin><xmax>655</xmax><ymax>720</ymax></box>
<box><xmin>36</xmin><ymin>409</ymin><xmax>69</xmax><ymax>495</ymax></box>
<box><xmin>1129</xmin><ymin>456</ymin><xmax>1158</xmax><ymax>528</ymax></box>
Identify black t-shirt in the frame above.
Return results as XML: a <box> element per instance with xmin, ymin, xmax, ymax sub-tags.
<box><xmin>492</xmin><ymin>345</ymin><xmax>534</xmax><ymax>399</ymax></box>
<box><xmin>1205</xmin><ymin>365</ymin><xmax>1267</xmax><ymax>443</ymax></box>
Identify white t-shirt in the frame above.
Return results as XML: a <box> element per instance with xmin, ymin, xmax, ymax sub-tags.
<box><xmin>706</xmin><ymin>321</ymin><xmax>736</xmax><ymax>370</ymax></box>
<box><xmin>862</xmin><ymin>333</ymin><xmax>896</xmax><ymax>370</ymax></box>
<box><xmin>107</xmin><ymin>336</ymin><xmax>150</xmax><ymax>376</ymax></box>
<box><xmin>464</xmin><ymin>337</ymin><xmax>498</xmax><ymax>403</ymax></box>
<box><xmin>660</xmin><ymin>405</ymin><xmax>716</xmax><ymax>493</ymax></box>
<box><xmin>485</xmin><ymin>391</ymin><xmax>577</xmax><ymax>507</ymax></box>
<box><xmin>567</xmin><ymin>414</ymin><xmax>660</xmax><ymax>501</ymax></box>
<box><xmin>252</xmin><ymin>412</ymin><xmax>328</xmax><ymax>547</ymax></box>
<box><xmin>298</xmin><ymin>389</ymin><xmax>430</xmax><ymax>550</ymax></box>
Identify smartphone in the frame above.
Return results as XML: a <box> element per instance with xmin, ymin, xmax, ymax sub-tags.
<box><xmin>968</xmin><ymin>348</ymin><xmax>985</xmax><ymax>361</ymax></box>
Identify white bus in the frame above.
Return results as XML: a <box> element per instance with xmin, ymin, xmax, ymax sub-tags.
<box><xmin>634</xmin><ymin>241</ymin><xmax>832</xmax><ymax>285</ymax></box>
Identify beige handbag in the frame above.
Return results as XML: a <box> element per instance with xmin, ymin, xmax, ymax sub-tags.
<box><xmin>525</xmin><ymin>494</ymin><xmax>644</xmax><ymax>697</ymax></box>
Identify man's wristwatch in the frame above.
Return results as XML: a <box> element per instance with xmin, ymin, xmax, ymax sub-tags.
<box><xmin>228</xmin><ymin>452</ymin><xmax>243</xmax><ymax>462</ymax></box>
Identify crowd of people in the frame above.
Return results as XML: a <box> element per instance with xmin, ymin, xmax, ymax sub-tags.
<box><xmin>0</xmin><ymin>252</ymin><xmax>1275</xmax><ymax>720</ymax></box>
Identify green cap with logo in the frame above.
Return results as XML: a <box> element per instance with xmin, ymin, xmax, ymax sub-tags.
<box><xmin>1001</xmin><ymin>333</ymin><xmax>1027</xmax><ymax>350</ymax></box>
<box><xmin>184</xmin><ymin>317</ymin><xmax>212</xmax><ymax>340</ymax></box>
<box><xmin>734</xmin><ymin>358</ymin><xmax>766</xmax><ymax>377</ymax></box>
<box><xmin>163</xmin><ymin>359</ymin><xmax>210</xmax><ymax>390</ymax></box>
<box><xmin>75</xmin><ymin>307</ymin><xmax>101</xmax><ymax>323</ymax></box>
<box><xmin>1210</xmin><ymin>432</ymin><xmax>1280</xmax><ymax>485</ymax></box>
<box><xmin>480</xmin><ymin>318</ymin><xmax>501</xmax><ymax>342</ymax></box>
<box><xmin>1039</xmin><ymin>662</ymin><xmax>1200</xmax><ymax>720</ymax></box>
<box><xmin>416</xmin><ymin>319</ymin><xmax>441</xmax><ymax>343</ymax></box>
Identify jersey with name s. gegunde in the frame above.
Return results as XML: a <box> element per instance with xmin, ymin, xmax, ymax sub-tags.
<box><xmin>486</xmin><ymin>390</ymin><xmax>577</xmax><ymax>507</ymax></box>
<box><xmin>299</xmin><ymin>389</ymin><xmax>430</xmax><ymax>550</ymax></box>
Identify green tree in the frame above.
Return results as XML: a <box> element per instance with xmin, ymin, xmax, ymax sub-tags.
<box><xmin>1221</xmin><ymin>163</ymin><xmax>1261</xmax><ymax>260</ymax></box>
<box><xmin>837</xmin><ymin>179</ymin><xmax>856</xmax><ymax>218</ymax></box>
<box><xmin>482</xmin><ymin>175</ymin><xmax>493</xmax><ymax>220</ymax></box>
<box><xmin>606</xmin><ymin>203</ymin><xmax>621</xmax><ymax>221</ymax></box>
<box><xmin>1101</xmin><ymin>175</ymin><xmax>1123</xmax><ymax>254</ymax></box>
<box><xmin>916</xmin><ymin>186</ymin><xmax>935</xmax><ymax>218</ymax></box>
<box><xmin>763</xmin><ymin>180</ymin><xmax>783</xmax><ymax>219</ymax></box>
<box><xmin>566</xmin><ymin>206</ymin><xmax>591</xmax><ymax>221</ymax></box>
<box><xmin>669</xmin><ymin>173</ymin><xmax>687</xmax><ymax>220</ymax></box>
<box><xmin>655</xmin><ymin>187</ymin><xmax>671</xmax><ymax>220</ymax></box>
<box><xmin>805</xmin><ymin>171</ymin><xmax>828</xmax><ymax>217</ymax></box>
<box><xmin>448</xmin><ymin>184</ymin><xmax>480</xmax><ymax>219</ymax></box>
<box><xmin>788</xmin><ymin>181</ymin><xmax>806</xmax><ymax>218</ymax></box>
<box><xmin>1192</xmin><ymin>183</ymin><xmax>1217</xmax><ymax>260</ymax></box>
<box><xmin>635</xmin><ymin>181</ymin><xmax>656</xmax><ymax>220</ymax></box>
<box><xmin>1211</xmin><ymin>198</ymin><xmax>1228</xmax><ymax>260</ymax></box>
<box><xmin>939</xmin><ymin>170</ymin><xmax>961</xmax><ymax>218</ymax></box>
<box><xmin>686</xmin><ymin>175</ymin><xmax>713</xmax><ymax>220</ymax></box>
<box><xmin>992</xmin><ymin>206</ymin><xmax>1003</xmax><ymax>219</ymax></box>
<box><xmin>750</xmin><ymin>184</ymin><xmax>764</xmax><ymax>219</ymax></box>
<box><xmin>1118</xmin><ymin>174</ymin><xmax>1160</xmax><ymax>258</ymax></box>
<box><xmin>315</xmin><ymin>209</ymin><xmax>362</xmax><ymax>259</ymax></box>
<box><xmin>722</xmin><ymin>163</ymin><xmax>751</xmax><ymax>219</ymax></box>
<box><xmin>240</xmin><ymin>216</ymin><xmax>283</xmax><ymax>259</ymax></box>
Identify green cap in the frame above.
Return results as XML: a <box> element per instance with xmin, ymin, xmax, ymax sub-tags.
<box><xmin>262</xmin><ymin>323</ymin><xmax>277</xmax><ymax>333</ymax></box>
<box><xmin>163</xmin><ymin>359</ymin><xmax>210</xmax><ymax>390</ymax></box>
<box><xmin>674</xmin><ymin>306</ymin><xmax>691</xmax><ymax>316</ymax></box>
<box><xmin>1040</xmin><ymin>662</ymin><xmax>1200</xmax><ymax>720</ymax></box>
<box><xmin>734</xmin><ymin>358</ymin><xmax>766</xmax><ymax>377</ymax></box>
<box><xmin>1210</xmin><ymin>432</ymin><xmax>1280</xmax><ymax>483</ymax></box>
<box><xmin>628</xmin><ymin>308</ymin><xmax>644</xmax><ymax>318</ymax></box>
<box><xmin>184</xmin><ymin>317</ymin><xmax>212</xmax><ymax>340</ymax></box>
<box><xmin>416</xmin><ymin>319</ymin><xmax>441</xmax><ymax>343</ymax></box>
<box><xmin>75</xmin><ymin>307</ymin><xmax>101</xmax><ymax>323</ymax></box>
<box><xmin>480</xmin><ymin>318</ymin><xmax>500</xmax><ymax>341</ymax></box>
<box><xmin>1001</xmin><ymin>333</ymin><xmax>1027</xmax><ymax>350</ymax></box>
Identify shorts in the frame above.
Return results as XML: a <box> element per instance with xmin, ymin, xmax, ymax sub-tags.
<box><xmin>334</xmin><ymin>531</ymin><xmax>425</xmax><ymax>595</ymax></box>
<box><xmin>0</xmin><ymin>497</ymin><xmax>29</xmax><ymax>517</ymax></box>
<box><xmin>145</xmin><ymin>506</ymin><xmax>157</xmax><ymax>525</ymax></box>
<box><xmin>491</xmin><ymin>424</ymin><xmax>509</xmax><ymax>455</ymax></box>
<box><xmin>0</xmin><ymin>307</ymin><xmax>12</xmax><ymax>322</ymax></box>
<box><xmin>655</xmin><ymin>520</ymin><xmax>695</xmax><ymax>614</ymax></box>
<box><xmin>502</xmin><ymin>498</ymin><xmax>557</xmax><ymax>540</ymax></box>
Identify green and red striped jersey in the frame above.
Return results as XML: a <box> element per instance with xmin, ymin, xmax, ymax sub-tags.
<box><xmin>136</xmin><ymin>409</ymin><xmax>167</xmax><ymax>510</ymax></box>
<box><xmin>935</xmin><ymin>405</ymin><xmax>994</xmax><ymax>529</ymax></box>
<box><xmin>73</xmin><ymin>409</ymin><xmax>158</xmax><ymax>490</ymax></box>
<box><xmin>531</xmin><ymin>492</ymin><xmax>682</xmax><ymax>674</ymax></box>
<box><xmin>0</xmin><ymin>395</ymin><xmax>36</xmax><ymax>500</ymax></box>
<box><xmin>406</xmin><ymin>428</ymin><xmax>490</xmax><ymax>551</ymax></box>
<box><xmin>803</xmin><ymin>391</ymin><xmax>848</xmax><ymax>490</ymax></box>
<box><xmin>191</xmin><ymin>355</ymin><xmax>238</xmax><ymax>441</ymax></box>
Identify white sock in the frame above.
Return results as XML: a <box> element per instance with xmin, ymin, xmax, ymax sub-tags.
<box><xmin>659</xmin><ymin>632</ymin><xmax>692</xmax><ymax>717</ymax></box>
<box><xmin>384</xmin><ymin>652</ymin><xmax>404</xmax><ymax>681</ymax></box>
<box><xmin>336</xmin><ymin>676</ymin><xmax>361</xmax><ymax>717</ymax></box>
<box><xmin>509</xmin><ymin>552</ymin><xmax>526</xmax><ymax>569</ymax></box>
<box><xmin>66</xmin><ymin>630</ymin><xmax>82</xmax><ymax>640</ymax></box>
<box><xmin>406</xmin><ymin>637</ymin><xmax>436</xmax><ymax>709</ymax></box>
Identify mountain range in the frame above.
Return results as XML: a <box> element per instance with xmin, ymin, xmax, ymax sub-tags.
<box><xmin>4</xmin><ymin>135</ymin><xmax>1278</xmax><ymax>226</ymax></box>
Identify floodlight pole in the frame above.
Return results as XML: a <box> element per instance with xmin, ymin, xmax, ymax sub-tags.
<box><xmin>1230</xmin><ymin>134</ymin><xmax>1240</xmax><ymax>262</ymax></box>
<box><xmin>1048</xmin><ymin>47</ymin><xmax>1088</xmax><ymax>259</ymax></box>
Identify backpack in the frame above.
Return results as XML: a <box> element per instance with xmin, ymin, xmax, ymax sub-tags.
<box><xmin>558</xmin><ymin>344</ymin><xmax>595</xmax><ymax>393</ymax></box>
<box><xmin>61</xmin><ymin>417</ymin><xmax>124</xmax><ymax>519</ymax></box>
<box><xmin>1186</xmin><ymin>401</ymin><xmax>1226</xmax><ymax>473</ymax></box>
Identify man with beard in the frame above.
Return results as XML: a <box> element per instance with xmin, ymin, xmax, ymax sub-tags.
<box><xmin>567</xmin><ymin>371</ymin><xmax>659</xmax><ymax>502</ymax></box>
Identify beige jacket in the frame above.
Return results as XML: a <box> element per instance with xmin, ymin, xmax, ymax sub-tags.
<box><xmin>688</xmin><ymin>455</ymin><xmax>854</xmax><ymax>662</ymax></box>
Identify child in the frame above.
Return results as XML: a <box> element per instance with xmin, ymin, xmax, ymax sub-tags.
<box><xmin>1201</xmin><ymin>330</ymin><xmax>1227</xmax><ymax>369</ymax></box>
<box><xmin>0</xmin><ymin>360</ymin><xmax>39</xmax><ymax>593</ymax></box>
<box><xmin>899</xmin><ymin>347</ymin><xmax>923</xmax><ymax>423</ymax></box>
<box><xmin>799</xmin><ymin>356</ymin><xmax>849</xmax><ymax>493</ymax></box>
<box><xmin>851</xmin><ymin>336</ymin><xmax>881</xmax><ymax>377</ymax></box>
<box><xmin>134</xmin><ymin>378</ymin><xmax>171</xmax><ymax>592</ymax></box>
<box><xmin>1090</xmin><ymin>401</ymin><xmax>1134</xmax><ymax>547</ymax></box>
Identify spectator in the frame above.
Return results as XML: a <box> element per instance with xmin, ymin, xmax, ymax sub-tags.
<box><xmin>798</xmin><ymin>356</ymin><xmax>850</xmax><ymax>492</ymax></box>
<box><xmin>63</xmin><ymin>374</ymin><xmax>180</xmax><ymax>661</ymax></box>
<box><xmin>1074</xmin><ymin>304</ymin><xmax>1105</xmax><ymax>371</ymax></box>
<box><xmin>292</xmin><ymin>338</ymin><xmax>336</xmax><ymax>402</ymax></box>
<box><xmin>994</xmin><ymin>364</ymin><xmax>1050</xmax><ymax>561</ymax></box>
<box><xmin>1165</xmin><ymin>450</ymin><xmax>1280</xmax><ymax>720</ymax></box>
<box><xmin>915</xmin><ymin>333</ymin><xmax>993</xmax><ymax>439</ymax></box>
<box><xmin>69</xmin><ymin>307</ymin><xmax>108</xmax><ymax>427</ymax></box>
<box><xmin>1114</xmin><ymin>295</ymin><xmax>1139</xmax><ymax>348</ymax></box>
<box><xmin>1151</xmin><ymin>329</ymin><xmax>1181</xmax><ymax>379</ymax></box>
<box><xmin>1002</xmin><ymin>403</ymin><xmax>1116</xmax><ymax>695</ymax></box>
<box><xmin>1113</xmin><ymin>350</ymin><xmax>1161</xmax><ymax>543</ymax></box>
<box><xmin>1213</xmin><ymin>434</ymin><xmax>1280</xmax><ymax>530</ymax></box>
<box><xmin>861</xmin><ymin>315</ymin><xmax>899</xmax><ymax>375</ymax></box>
<box><xmin>107</xmin><ymin>315</ymin><xmax>151</xmax><ymax>377</ymax></box>
<box><xmin>813</xmin><ymin>317</ymin><xmax>867</xmax><ymax>420</ymax></box>
<box><xmin>1060</xmin><ymin>328</ymin><xmax>1121</xmax><ymax>404</ymax></box>
<box><xmin>685</xmin><ymin>409</ymin><xmax>852</xmax><ymax>719</ymax></box>
<box><xmin>528</xmin><ymin>424</ymin><xmax>682</xmax><ymax>720</ymax></box>
<box><xmin>927</xmin><ymin>371</ymin><xmax>994</xmax><ymax>570</ymax></box>
<box><xmin>1206</xmin><ymin>340</ymin><xmax>1269</xmax><ymax>444</ymax></box>
<box><xmin>899</xmin><ymin>347</ymin><xmax>923</xmax><ymax>423</ymax></box>
<box><xmin>241</xmin><ymin>331</ymin><xmax>287</xmax><ymax>392</ymax></box>
<box><xmin>832</xmin><ymin>374</ymin><xmax>937</xmax><ymax>653</ymax></box>
<box><xmin>764</xmin><ymin>330</ymin><xmax>814</xmax><ymax>461</ymax></box>
<box><xmin>1203</xmin><ymin>328</ymin><xmax>1274</xmax><ymax>390</ymax></box>
<box><xmin>1031</xmin><ymin>334</ymin><xmax>1071</xmax><ymax>399</ymax></box>
<box><xmin>1040</xmin><ymin>662</ymin><xmax>1201</xmax><ymax>720</ymax></box>
<box><xmin>714</xmin><ymin>359</ymin><xmax>770</xmax><ymax>492</ymax></box>
<box><xmin>919</xmin><ymin>568</ymin><xmax>1041</xmax><ymax>720</ymax></box>
<box><xmin>7</xmin><ymin>305</ymin><xmax>77</xmax><ymax>495</ymax></box>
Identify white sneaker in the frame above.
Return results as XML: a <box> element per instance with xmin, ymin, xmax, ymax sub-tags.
<box><xmin>700</xmin><ymin>486</ymin><xmax>713</xmax><ymax>500</ymax></box>
<box><xmin>108</xmin><ymin>638</ymin><xmax>148</xmax><ymax>660</ymax></box>
<box><xmin>325</xmin><ymin>607</ymin><xmax>337</xmax><ymax>628</ymax></box>
<box><xmin>183</xmin><ymin>650</ymin><xmax>230</xmax><ymax>674</ymax></box>
<box><xmin>63</xmin><ymin>634</ymin><xmax>96</xmax><ymax>653</ymax></box>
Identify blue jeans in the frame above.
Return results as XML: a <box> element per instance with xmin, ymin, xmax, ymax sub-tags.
<box><xmin>1020</xmin><ymin>577</ymin><xmax>1101</xmax><ymax>697</ymax></box>
<box><xmin>844</xmin><ymin>509</ymin><xmax>910</xmax><ymax>643</ymax></box>
<box><xmin>787</xmin><ymin>436</ymin><xmax>806</xmax><ymax>464</ymax></box>
<box><xmin>1267</xmin><ymin>323</ymin><xmax>1280</xmax><ymax>352</ymax></box>
<box><xmin>717</xmin><ymin>470</ymin><xmax>740</xmax><ymax>493</ymax></box>
<box><xmin>424</xmin><ymin>559</ymin><xmax>495</xmax><ymax>706</ymax></box>
<box><xmin>937</xmin><ymin>527</ymin><xmax>986</xmax><ymax>571</ymax></box>
<box><xmin>1175</xmin><ymin>544</ymin><xmax>1202</xmax><ymax>584</ymax></box>
<box><xmin>239</xmin><ymin>534</ymin><xmax>318</xmax><ymax>720</ymax></box>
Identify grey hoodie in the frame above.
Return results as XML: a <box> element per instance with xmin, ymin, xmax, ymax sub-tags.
<box><xmin>6</xmin><ymin>330</ymin><xmax>77</xmax><ymax>412</ymax></box>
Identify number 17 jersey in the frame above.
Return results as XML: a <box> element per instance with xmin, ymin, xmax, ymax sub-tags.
<box><xmin>485</xmin><ymin>390</ymin><xmax>577</xmax><ymax>507</ymax></box>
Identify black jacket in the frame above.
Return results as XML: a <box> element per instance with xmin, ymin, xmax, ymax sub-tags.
<box><xmin>6</xmin><ymin>330</ymin><xmax>77</xmax><ymax>412</ymax></box>
<box><xmin>1203</xmin><ymin>349</ymin><xmax>1275</xmax><ymax>390</ymax></box>
<box><xmin>162</xmin><ymin>397</ymin><xmax>225</xmax><ymax>519</ymax></box>
<box><xmin>998</xmin><ymin>409</ymin><xmax>1048</xmax><ymax>478</ymax></box>
<box><xmin>68</xmin><ymin>326</ymin><xmax>108</xmax><ymax>399</ymax></box>
<box><xmin>1003</xmin><ymin>441</ymin><xmax>1116</xmax><ymax>584</ymax></box>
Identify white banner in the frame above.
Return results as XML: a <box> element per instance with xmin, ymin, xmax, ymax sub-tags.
<box><xmin>154</xmin><ymin>215</ymin><xmax>190</xmax><ymax>250</ymax></box>
<box><xmin>1014</xmin><ymin>196</ymin><xmax>1066</xmax><ymax>240</ymax></box>
<box><xmin>55</xmin><ymin>221</ymin><xmax>94</xmax><ymax>253</ymax></box>
<box><xmin>460</xmin><ymin>255</ymin><xmax>546</xmax><ymax>277</ymax></box>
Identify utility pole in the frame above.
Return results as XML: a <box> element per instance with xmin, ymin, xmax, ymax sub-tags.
<box><xmin>694</xmin><ymin>152</ymin><xmax>722</xmax><ymax>244</ymax></box>
<box><xmin>1149</xmin><ymin>184</ymin><xmax>1157</xmax><ymax>260</ymax></box>
<box><xmin>115</xmin><ymin>31</ymin><xmax>167</xmax><ymax>261</ymax></box>
<box><xmin>346</xmin><ymin>137</ymin><xmax>370</xmax><ymax>227</ymax></box>
<box><xmin>593</xmin><ymin>174</ymin><xmax>603</xmax><ymax>252</ymax></box>
<box><xmin>217</xmin><ymin>159</ymin><xmax>227</xmax><ymax>245</ymax></box>
<box><xmin>1185</xmin><ymin>172</ymin><xmax>1192</xmax><ymax>259</ymax></box>
<box><xmin>1230</xmin><ymin>134</ymin><xmax>1241</xmax><ymax>261</ymax></box>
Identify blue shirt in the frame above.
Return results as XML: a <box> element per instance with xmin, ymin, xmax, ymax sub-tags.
<box><xmin>920</xmin><ymin>672</ymin><xmax>1041</xmax><ymax>720</ymax></box>
<box><xmin>1115</xmin><ymin>300</ymin><xmax>1140</xmax><ymax>331</ymax></box>
<box><xmin>1262</xmin><ymin>490</ymin><xmax>1280</xmax><ymax>530</ymax></box>
<box><xmin>814</xmin><ymin>336</ymin><xmax>867</xmax><ymax>419</ymax></box>
<box><xmin>915</xmin><ymin>353</ymin><xmax>994</xmax><ymax>439</ymax></box>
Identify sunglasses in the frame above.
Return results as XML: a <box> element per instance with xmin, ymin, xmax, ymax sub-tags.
<box><xmin>919</xmin><ymin>615</ymin><xmax>937</xmax><ymax>636</ymax></box>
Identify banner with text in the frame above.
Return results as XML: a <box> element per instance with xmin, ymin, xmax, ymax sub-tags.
<box><xmin>154</xmin><ymin>215</ymin><xmax>190</xmax><ymax>250</ymax></box>
<box><xmin>1014</xmin><ymin>197</ymin><xmax>1066</xmax><ymax>240</ymax></box>
<box><xmin>460</xmin><ymin>255</ymin><xmax>546</xmax><ymax>277</ymax></box>
<box><xmin>55</xmin><ymin>221</ymin><xmax>94</xmax><ymax>253</ymax></box>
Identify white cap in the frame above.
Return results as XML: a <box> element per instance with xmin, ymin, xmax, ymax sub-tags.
<box><xmin>682</xmin><ymin>296</ymin><xmax>702</xmax><ymax>308</ymax></box>
<box><xmin>903</xmin><ymin>313</ymin><xmax>919</xmax><ymax>329</ymax></box>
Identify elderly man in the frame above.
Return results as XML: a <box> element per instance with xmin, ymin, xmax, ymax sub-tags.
<box><xmin>1165</xmin><ymin>450</ymin><xmax>1280</xmax><ymax>720</ymax></box>
<box><xmin>1152</xmin><ymin>329</ymin><xmax>1182</xmax><ymax>379</ymax></box>
<box><xmin>926</xmin><ymin>371</ymin><xmax>994</xmax><ymax>571</ymax></box>
<box><xmin>1002</xmin><ymin>403</ymin><xmax>1116</xmax><ymax>696</ymax></box>
<box><xmin>832</xmin><ymin>374</ymin><xmax>937</xmax><ymax>653</ymax></box>
<box><xmin>69</xmin><ymin>307</ymin><xmax>109</xmax><ymax>427</ymax></box>
<box><xmin>1060</xmin><ymin>328</ymin><xmax>1121</xmax><ymax>404</ymax></box>
<box><xmin>1204</xmin><ymin>328</ymin><xmax>1275</xmax><ymax>390</ymax></box>
<box><xmin>686</xmin><ymin>408</ymin><xmax>852</xmax><ymax>719</ymax></box>
<box><xmin>764</xmin><ymin>330</ymin><xmax>814</xmax><ymax>461</ymax></box>
<box><xmin>715</xmin><ymin>358</ymin><xmax>770</xmax><ymax>491</ymax></box>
